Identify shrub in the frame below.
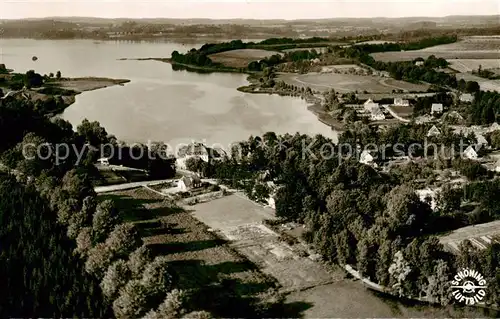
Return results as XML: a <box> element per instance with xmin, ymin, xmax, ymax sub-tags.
<box><xmin>113</xmin><ymin>279</ymin><xmax>149</xmax><ymax>318</ymax></box>
<box><xmin>105</xmin><ymin>223</ymin><xmax>142</xmax><ymax>258</ymax></box>
<box><xmin>141</xmin><ymin>256</ymin><xmax>173</xmax><ymax>299</ymax></box>
<box><xmin>85</xmin><ymin>243</ymin><xmax>114</xmax><ymax>279</ymax></box>
<box><xmin>75</xmin><ymin>226</ymin><xmax>93</xmax><ymax>256</ymax></box>
<box><xmin>156</xmin><ymin>289</ymin><xmax>189</xmax><ymax>318</ymax></box>
<box><xmin>101</xmin><ymin>260</ymin><xmax>132</xmax><ymax>300</ymax></box>
<box><xmin>93</xmin><ymin>200</ymin><xmax>121</xmax><ymax>243</ymax></box>
<box><xmin>128</xmin><ymin>245</ymin><xmax>152</xmax><ymax>278</ymax></box>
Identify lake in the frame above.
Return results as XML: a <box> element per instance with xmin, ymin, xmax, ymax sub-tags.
<box><xmin>0</xmin><ymin>39</ymin><xmax>335</xmax><ymax>149</ymax></box>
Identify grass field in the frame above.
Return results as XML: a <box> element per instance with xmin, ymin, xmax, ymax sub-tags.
<box><xmin>371</xmin><ymin>36</ymin><xmax>500</xmax><ymax>62</ymax></box>
<box><xmin>208</xmin><ymin>49</ymin><xmax>282</xmax><ymax>68</ymax></box>
<box><xmin>99</xmin><ymin>188</ymin><xmax>282</xmax><ymax>317</ymax></box>
<box><xmin>278</xmin><ymin>72</ymin><xmax>429</xmax><ymax>93</ymax></box>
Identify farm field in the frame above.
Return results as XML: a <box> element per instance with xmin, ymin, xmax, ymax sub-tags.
<box><xmin>371</xmin><ymin>36</ymin><xmax>500</xmax><ymax>62</ymax></box>
<box><xmin>448</xmin><ymin>59</ymin><xmax>500</xmax><ymax>73</ymax></box>
<box><xmin>208</xmin><ymin>49</ymin><xmax>282</xmax><ymax>68</ymax></box>
<box><xmin>277</xmin><ymin>72</ymin><xmax>429</xmax><ymax>93</ymax></box>
<box><xmin>456</xmin><ymin>73</ymin><xmax>500</xmax><ymax>93</ymax></box>
<box><xmin>439</xmin><ymin>220</ymin><xmax>500</xmax><ymax>253</ymax></box>
<box><xmin>98</xmin><ymin>188</ymin><xmax>281</xmax><ymax>317</ymax></box>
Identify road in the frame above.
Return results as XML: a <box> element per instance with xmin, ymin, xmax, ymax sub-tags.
<box><xmin>94</xmin><ymin>179</ymin><xmax>174</xmax><ymax>193</ymax></box>
<box><xmin>381</xmin><ymin>104</ymin><xmax>410</xmax><ymax>123</ymax></box>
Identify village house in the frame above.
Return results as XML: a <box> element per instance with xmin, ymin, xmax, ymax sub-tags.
<box><xmin>459</xmin><ymin>93</ymin><xmax>474</xmax><ymax>103</ymax></box>
<box><xmin>430</xmin><ymin>103</ymin><xmax>443</xmax><ymax>115</ymax></box>
<box><xmin>360</xmin><ymin>150</ymin><xmax>377</xmax><ymax>167</ymax></box>
<box><xmin>97</xmin><ymin>157</ymin><xmax>110</xmax><ymax>166</ymax></box>
<box><xmin>370</xmin><ymin>106</ymin><xmax>385</xmax><ymax>121</ymax></box>
<box><xmin>266</xmin><ymin>181</ymin><xmax>280</xmax><ymax>209</ymax></box>
<box><xmin>463</xmin><ymin>146</ymin><xmax>478</xmax><ymax>160</ymax></box>
<box><xmin>176</xmin><ymin>142</ymin><xmax>225</xmax><ymax>170</ymax></box>
<box><xmin>393</xmin><ymin>98</ymin><xmax>410</xmax><ymax>107</ymax></box>
<box><xmin>416</xmin><ymin>188</ymin><xmax>437</xmax><ymax>210</ymax></box>
<box><xmin>415</xmin><ymin>61</ymin><xmax>425</xmax><ymax>67</ymax></box>
<box><xmin>363</xmin><ymin>98</ymin><xmax>379</xmax><ymax>112</ymax></box>
<box><xmin>177</xmin><ymin>175</ymin><xmax>202</xmax><ymax>192</ymax></box>
<box><xmin>427</xmin><ymin>125</ymin><xmax>441</xmax><ymax>137</ymax></box>
<box><xmin>489</xmin><ymin>122</ymin><xmax>500</xmax><ymax>132</ymax></box>
<box><xmin>475</xmin><ymin>134</ymin><xmax>488</xmax><ymax>147</ymax></box>
<box><xmin>445</xmin><ymin>111</ymin><xmax>464</xmax><ymax>121</ymax></box>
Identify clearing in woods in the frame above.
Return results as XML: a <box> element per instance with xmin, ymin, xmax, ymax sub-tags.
<box><xmin>208</xmin><ymin>49</ymin><xmax>282</xmax><ymax>68</ymax></box>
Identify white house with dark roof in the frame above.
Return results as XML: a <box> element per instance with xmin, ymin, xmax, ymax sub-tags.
<box><xmin>427</xmin><ymin>125</ymin><xmax>441</xmax><ymax>137</ymax></box>
<box><xmin>463</xmin><ymin>146</ymin><xmax>478</xmax><ymax>160</ymax></box>
<box><xmin>431</xmin><ymin>103</ymin><xmax>443</xmax><ymax>115</ymax></box>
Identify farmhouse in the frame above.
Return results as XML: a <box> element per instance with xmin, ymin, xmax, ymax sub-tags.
<box><xmin>177</xmin><ymin>175</ymin><xmax>202</xmax><ymax>192</ymax></box>
<box><xmin>427</xmin><ymin>125</ymin><xmax>441</xmax><ymax>137</ymax></box>
<box><xmin>393</xmin><ymin>98</ymin><xmax>410</xmax><ymax>107</ymax></box>
<box><xmin>459</xmin><ymin>93</ymin><xmax>474</xmax><ymax>103</ymax></box>
<box><xmin>363</xmin><ymin>99</ymin><xmax>379</xmax><ymax>112</ymax></box>
<box><xmin>463</xmin><ymin>146</ymin><xmax>478</xmax><ymax>160</ymax></box>
<box><xmin>431</xmin><ymin>103</ymin><xmax>443</xmax><ymax>115</ymax></box>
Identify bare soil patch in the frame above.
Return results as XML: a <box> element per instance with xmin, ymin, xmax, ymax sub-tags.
<box><xmin>209</xmin><ymin>49</ymin><xmax>282</xmax><ymax>68</ymax></box>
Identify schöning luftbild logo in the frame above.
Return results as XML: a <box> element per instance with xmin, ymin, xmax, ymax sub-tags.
<box><xmin>451</xmin><ymin>268</ymin><xmax>487</xmax><ymax>305</ymax></box>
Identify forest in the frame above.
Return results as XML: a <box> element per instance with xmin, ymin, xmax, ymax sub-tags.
<box><xmin>0</xmin><ymin>84</ymin><xmax>206</xmax><ymax>317</ymax></box>
<box><xmin>187</xmin><ymin>128</ymin><xmax>500</xmax><ymax>307</ymax></box>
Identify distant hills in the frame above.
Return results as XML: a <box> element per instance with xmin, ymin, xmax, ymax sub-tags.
<box><xmin>2</xmin><ymin>15</ymin><xmax>499</xmax><ymax>27</ymax></box>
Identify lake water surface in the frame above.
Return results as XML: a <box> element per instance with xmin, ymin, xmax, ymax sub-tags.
<box><xmin>0</xmin><ymin>39</ymin><xmax>335</xmax><ymax>148</ymax></box>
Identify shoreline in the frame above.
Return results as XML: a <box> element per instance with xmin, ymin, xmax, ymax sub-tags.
<box><xmin>1</xmin><ymin>75</ymin><xmax>130</xmax><ymax>116</ymax></box>
<box><xmin>121</xmin><ymin>56</ymin><xmax>346</xmax><ymax>131</ymax></box>
<box><xmin>237</xmin><ymin>82</ymin><xmax>345</xmax><ymax>131</ymax></box>
<box><xmin>119</xmin><ymin>57</ymin><xmax>251</xmax><ymax>74</ymax></box>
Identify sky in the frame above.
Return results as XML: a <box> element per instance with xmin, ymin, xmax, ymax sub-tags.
<box><xmin>1</xmin><ymin>0</ymin><xmax>499</xmax><ymax>20</ymax></box>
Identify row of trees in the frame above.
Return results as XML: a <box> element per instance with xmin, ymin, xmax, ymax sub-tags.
<box><xmin>248</xmin><ymin>50</ymin><xmax>320</xmax><ymax>71</ymax></box>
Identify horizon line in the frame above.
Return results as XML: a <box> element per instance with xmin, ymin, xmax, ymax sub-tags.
<box><xmin>2</xmin><ymin>13</ymin><xmax>499</xmax><ymax>21</ymax></box>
